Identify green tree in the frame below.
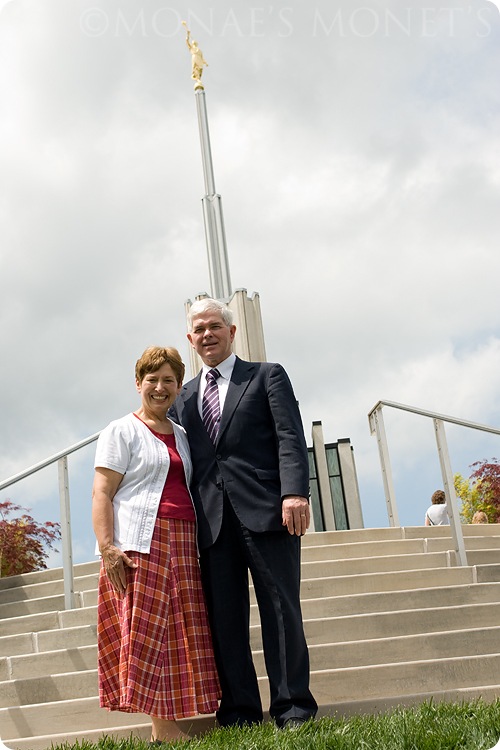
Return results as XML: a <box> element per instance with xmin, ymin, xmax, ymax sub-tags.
<box><xmin>0</xmin><ymin>500</ymin><xmax>61</xmax><ymax>577</ymax></box>
<box><xmin>454</xmin><ymin>458</ymin><xmax>500</xmax><ymax>524</ymax></box>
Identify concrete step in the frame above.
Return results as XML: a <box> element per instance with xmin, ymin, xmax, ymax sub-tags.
<box><xmin>0</xmin><ymin>568</ymin><xmax>472</xmax><ymax>654</ymax></box>
<box><xmin>0</xmin><ymin>644</ymin><xmax>97</xmax><ymax>681</ymax></box>
<box><xmin>71</xmin><ymin>568</ymin><xmax>500</xmax><ymax>612</ymax></box>
<box><xmin>307</xmin><ymin>566</ymin><xmax>474</xmax><ymax>594</ymax></box>
<box><xmin>405</xmin><ymin>525</ymin><xmax>500</xmax><ymax>540</ymax></box>
<box><xmin>0</xmin><ymin>543</ymin><xmax>454</xmax><ymax>608</ymax></box>
<box><xmin>467</xmin><ymin>550</ymin><xmax>500</xmax><ymax>565</ymax></box>
<box><xmin>1</xmin><ymin>527</ymin><xmax>497</xmax><ymax>597</ymax></box>
<box><xmin>8</xmin><ymin>683</ymin><xmax>500</xmax><ymax>750</ymax></box>
<box><xmin>2</xmin><ymin>525</ymin><xmax>500</xmax><ymax>750</ymax></box>
<box><xmin>253</xmin><ymin>599</ymin><xmax>500</xmax><ymax>648</ymax></box>
<box><xmin>2</xmin><ymin>652</ymin><xmax>500</xmax><ymax>742</ymax></box>
<box><xmin>300</xmin><ymin>555</ymin><xmax>452</xmax><ymax>579</ymax></box>
<box><xmin>305</xmin><ymin>551</ymin><xmax>453</xmax><ymax>576</ymax></box>
<box><xmin>1</xmin><ymin>536</ymin><xmax>498</xmax><ymax>611</ymax></box>
<box><xmin>0</xmin><ymin>568</ymin><xmax>478</xmax><ymax>656</ymax></box>
<box><xmin>254</xmin><ymin>626</ymin><xmax>500</xmax><ymax>672</ymax></box>
<box><xmin>0</xmin><ymin>696</ymin><xmax>150</xmax><ymax>740</ymax></box>
<box><xmin>0</xmin><ymin>526</ymin><xmax>495</xmax><ymax>594</ymax></box>
<box><xmin>301</xmin><ymin>537</ymin><xmax>500</xmax><ymax>563</ymax></box>
<box><xmin>301</xmin><ymin>526</ymin><xmax>500</xmax><ymax>547</ymax></box>
<box><xmin>0</xmin><ymin>575</ymin><xmax>99</xmax><ymax>607</ymax></box>
<box><xmin>0</xmin><ymin>606</ymin><xmax>98</xmax><ymax>638</ymax></box>
<box><xmin>0</xmin><ymin>562</ymin><xmax>99</xmax><ymax>592</ymax></box>
<box><xmin>3</xmin><ymin>553</ymin><xmax>500</xmax><ymax>620</ymax></box>
<box><xmin>312</xmin><ymin>652</ymin><xmax>500</xmax><ymax>705</ymax></box>
<box><xmin>304</xmin><ymin>528</ymin><xmax>404</xmax><ymax>546</ymax></box>
<box><xmin>8</xmin><ymin>621</ymin><xmax>500</xmax><ymax>684</ymax></box>
<box><xmin>264</xmin><ymin>601</ymin><xmax>500</xmax><ymax>645</ymax></box>
<box><xmin>301</xmin><ymin>550</ymin><xmax>500</xmax><ymax>577</ymax></box>
<box><xmin>0</xmin><ymin>544</ymin><xmax>460</xmax><ymax>608</ymax></box>
<box><xmin>4</xmin><ymin>586</ymin><xmax>500</xmax><ymax>698</ymax></box>
<box><xmin>0</xmin><ymin>625</ymin><xmax>98</xmax><ymax>658</ymax></box>
<box><xmin>475</xmin><ymin>563</ymin><xmax>500</xmax><ymax>582</ymax></box>
<box><xmin>8</xmin><ymin>724</ymin><xmax>152</xmax><ymax>750</ymax></box>
<box><xmin>301</xmin><ymin>582</ymin><xmax>500</xmax><ymax>617</ymax></box>
<box><xmin>0</xmin><ymin>699</ymin><xmax>215</xmax><ymax>745</ymax></box>
<box><xmin>79</xmin><ymin>553</ymin><xmax>476</xmax><ymax>613</ymax></box>
<box><xmin>0</xmin><ymin>594</ymin><xmax>83</xmax><ymax>621</ymax></box>
<box><xmin>276</xmin><ymin>576</ymin><xmax>496</xmax><ymax>607</ymax></box>
<box><xmin>8</xmin><ymin>681</ymin><xmax>500</xmax><ymax>750</ymax></box>
<box><xmin>428</xmin><ymin>536</ymin><xmax>500</xmax><ymax>552</ymax></box>
<box><xmin>4</xmin><ymin>596</ymin><xmax>500</xmax><ymax>681</ymax></box>
<box><xmin>2</xmin><ymin>578</ymin><xmax>498</xmax><ymax>652</ymax></box>
<box><xmin>324</xmin><ymin>683</ymin><xmax>500</xmax><ymax>721</ymax></box>
<box><xmin>255</xmin><ymin>563</ymin><xmax>500</xmax><ymax>600</ymax></box>
<box><xmin>301</xmin><ymin>539</ymin><xmax>427</xmax><ymax>562</ymax></box>
<box><xmin>0</xmin><ymin>668</ymin><xmax>98</xmax><ymax>708</ymax></box>
<box><xmin>0</xmin><ymin>547</ymin><xmax>437</xmax><ymax>609</ymax></box>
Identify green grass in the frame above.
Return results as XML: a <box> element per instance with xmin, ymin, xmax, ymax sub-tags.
<box><xmin>50</xmin><ymin>700</ymin><xmax>500</xmax><ymax>750</ymax></box>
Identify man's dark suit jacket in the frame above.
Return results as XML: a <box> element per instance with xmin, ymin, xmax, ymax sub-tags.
<box><xmin>169</xmin><ymin>356</ymin><xmax>310</xmax><ymax>550</ymax></box>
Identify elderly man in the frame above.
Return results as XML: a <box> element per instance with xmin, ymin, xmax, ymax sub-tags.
<box><xmin>169</xmin><ymin>297</ymin><xmax>317</xmax><ymax>729</ymax></box>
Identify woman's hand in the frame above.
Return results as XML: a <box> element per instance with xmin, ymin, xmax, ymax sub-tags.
<box><xmin>100</xmin><ymin>543</ymin><xmax>138</xmax><ymax>594</ymax></box>
<box><xmin>92</xmin><ymin>466</ymin><xmax>137</xmax><ymax>594</ymax></box>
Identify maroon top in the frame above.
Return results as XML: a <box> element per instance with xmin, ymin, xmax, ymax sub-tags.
<box><xmin>134</xmin><ymin>415</ymin><xmax>195</xmax><ymax>521</ymax></box>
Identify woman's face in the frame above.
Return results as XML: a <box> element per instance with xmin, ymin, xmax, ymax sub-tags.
<box><xmin>136</xmin><ymin>362</ymin><xmax>181</xmax><ymax>415</ymax></box>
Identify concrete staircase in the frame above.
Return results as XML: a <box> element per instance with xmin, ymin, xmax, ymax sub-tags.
<box><xmin>1</xmin><ymin>525</ymin><xmax>500</xmax><ymax>749</ymax></box>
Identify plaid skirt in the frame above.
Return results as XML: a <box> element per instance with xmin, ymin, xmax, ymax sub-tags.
<box><xmin>97</xmin><ymin>517</ymin><xmax>220</xmax><ymax>719</ymax></box>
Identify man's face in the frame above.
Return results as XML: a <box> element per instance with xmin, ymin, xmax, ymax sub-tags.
<box><xmin>188</xmin><ymin>312</ymin><xmax>236</xmax><ymax>367</ymax></box>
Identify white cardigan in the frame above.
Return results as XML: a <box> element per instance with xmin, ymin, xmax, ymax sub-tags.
<box><xmin>94</xmin><ymin>413</ymin><xmax>193</xmax><ymax>553</ymax></box>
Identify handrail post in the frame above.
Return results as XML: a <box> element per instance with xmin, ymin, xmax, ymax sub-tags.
<box><xmin>433</xmin><ymin>418</ymin><xmax>468</xmax><ymax>566</ymax></box>
<box><xmin>369</xmin><ymin>404</ymin><xmax>400</xmax><ymax>527</ymax></box>
<box><xmin>58</xmin><ymin>456</ymin><xmax>75</xmax><ymax>609</ymax></box>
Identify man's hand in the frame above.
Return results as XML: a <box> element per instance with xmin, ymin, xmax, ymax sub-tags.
<box><xmin>100</xmin><ymin>544</ymin><xmax>138</xmax><ymax>594</ymax></box>
<box><xmin>282</xmin><ymin>496</ymin><xmax>310</xmax><ymax>536</ymax></box>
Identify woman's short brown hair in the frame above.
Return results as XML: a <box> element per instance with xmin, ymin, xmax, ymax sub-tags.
<box><xmin>431</xmin><ymin>490</ymin><xmax>446</xmax><ymax>505</ymax></box>
<box><xmin>135</xmin><ymin>346</ymin><xmax>185</xmax><ymax>386</ymax></box>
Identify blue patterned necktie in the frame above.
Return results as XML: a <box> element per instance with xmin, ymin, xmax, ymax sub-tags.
<box><xmin>202</xmin><ymin>369</ymin><xmax>221</xmax><ymax>443</ymax></box>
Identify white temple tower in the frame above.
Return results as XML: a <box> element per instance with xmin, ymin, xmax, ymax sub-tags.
<box><xmin>182</xmin><ymin>25</ymin><xmax>266</xmax><ymax>376</ymax></box>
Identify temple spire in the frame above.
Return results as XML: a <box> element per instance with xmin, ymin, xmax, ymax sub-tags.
<box><xmin>182</xmin><ymin>25</ymin><xmax>266</xmax><ymax>377</ymax></box>
<box><xmin>183</xmin><ymin>22</ymin><xmax>232</xmax><ymax>300</ymax></box>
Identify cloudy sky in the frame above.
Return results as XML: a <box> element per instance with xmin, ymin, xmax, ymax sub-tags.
<box><xmin>1</xmin><ymin>0</ymin><xmax>500</xmax><ymax>566</ymax></box>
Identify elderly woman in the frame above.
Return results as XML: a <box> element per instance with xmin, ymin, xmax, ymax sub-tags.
<box><xmin>92</xmin><ymin>346</ymin><xmax>220</xmax><ymax>744</ymax></box>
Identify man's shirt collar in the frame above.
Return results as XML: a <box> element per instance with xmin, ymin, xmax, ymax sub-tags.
<box><xmin>202</xmin><ymin>352</ymin><xmax>236</xmax><ymax>381</ymax></box>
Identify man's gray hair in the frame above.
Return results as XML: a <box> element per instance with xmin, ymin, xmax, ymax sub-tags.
<box><xmin>187</xmin><ymin>298</ymin><xmax>234</xmax><ymax>331</ymax></box>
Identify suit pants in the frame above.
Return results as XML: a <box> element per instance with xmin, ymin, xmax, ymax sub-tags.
<box><xmin>200</xmin><ymin>495</ymin><xmax>317</xmax><ymax>727</ymax></box>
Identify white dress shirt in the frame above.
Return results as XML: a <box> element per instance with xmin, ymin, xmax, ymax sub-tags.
<box><xmin>197</xmin><ymin>352</ymin><xmax>236</xmax><ymax>416</ymax></box>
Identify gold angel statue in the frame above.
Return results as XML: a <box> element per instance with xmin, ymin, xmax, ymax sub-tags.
<box><xmin>182</xmin><ymin>21</ymin><xmax>208</xmax><ymax>89</ymax></box>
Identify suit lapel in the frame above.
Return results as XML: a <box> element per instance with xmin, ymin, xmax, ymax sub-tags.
<box><xmin>217</xmin><ymin>358</ymin><xmax>256</xmax><ymax>444</ymax></box>
<box><xmin>180</xmin><ymin>372</ymin><xmax>204</xmax><ymax>430</ymax></box>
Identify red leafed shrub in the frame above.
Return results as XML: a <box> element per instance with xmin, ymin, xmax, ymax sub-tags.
<box><xmin>469</xmin><ymin>459</ymin><xmax>500</xmax><ymax>513</ymax></box>
<box><xmin>0</xmin><ymin>500</ymin><xmax>61</xmax><ymax>577</ymax></box>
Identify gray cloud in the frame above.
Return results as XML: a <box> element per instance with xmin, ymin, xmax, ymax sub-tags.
<box><xmin>1</xmin><ymin>0</ymin><xmax>500</xmax><ymax>562</ymax></box>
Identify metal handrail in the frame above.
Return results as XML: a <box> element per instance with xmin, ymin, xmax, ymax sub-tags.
<box><xmin>369</xmin><ymin>400</ymin><xmax>500</xmax><ymax>436</ymax></box>
<box><xmin>368</xmin><ymin>399</ymin><xmax>500</xmax><ymax>566</ymax></box>
<box><xmin>3</xmin><ymin>399</ymin><xmax>499</xmax><ymax>603</ymax></box>
<box><xmin>0</xmin><ymin>431</ymin><xmax>101</xmax><ymax>609</ymax></box>
<box><xmin>0</xmin><ymin>432</ymin><xmax>101</xmax><ymax>493</ymax></box>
